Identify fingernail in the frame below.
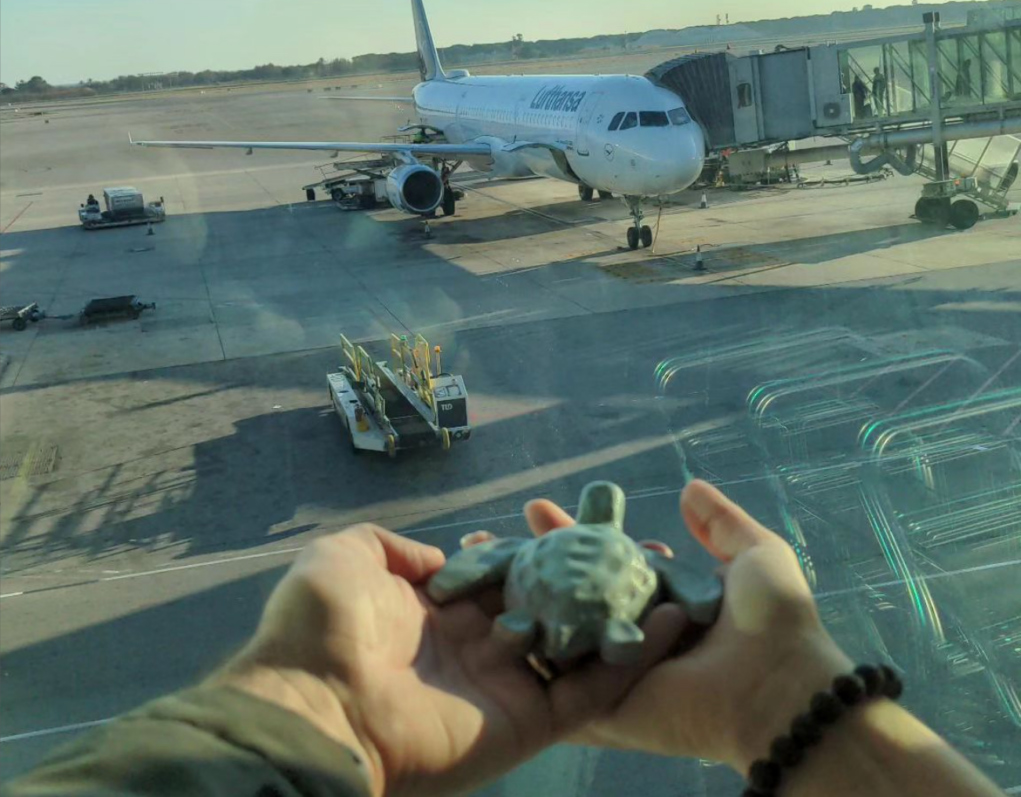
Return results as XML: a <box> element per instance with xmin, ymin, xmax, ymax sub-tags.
<box><xmin>682</xmin><ymin>480</ymin><xmax>717</xmax><ymax>523</ymax></box>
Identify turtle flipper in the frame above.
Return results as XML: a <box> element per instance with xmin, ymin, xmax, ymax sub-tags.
<box><xmin>575</xmin><ymin>481</ymin><xmax>626</xmax><ymax>530</ymax></box>
<box><xmin>644</xmin><ymin>549</ymin><xmax>724</xmax><ymax>626</ymax></box>
<box><xmin>493</xmin><ymin>609</ymin><xmax>538</xmax><ymax>653</ymax></box>
<box><xmin>426</xmin><ymin>538</ymin><xmax>526</xmax><ymax>604</ymax></box>
<box><xmin>601</xmin><ymin>618</ymin><xmax>645</xmax><ymax>665</ymax></box>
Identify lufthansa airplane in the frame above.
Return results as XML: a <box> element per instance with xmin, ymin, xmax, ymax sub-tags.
<box><xmin>134</xmin><ymin>0</ymin><xmax>705</xmax><ymax>249</ymax></box>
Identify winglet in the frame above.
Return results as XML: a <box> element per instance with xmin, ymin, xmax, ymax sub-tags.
<box><xmin>128</xmin><ymin>131</ymin><xmax>134</xmax><ymax>144</ymax></box>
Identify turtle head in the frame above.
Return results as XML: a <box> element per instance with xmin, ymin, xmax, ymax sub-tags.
<box><xmin>575</xmin><ymin>481</ymin><xmax>626</xmax><ymax>533</ymax></box>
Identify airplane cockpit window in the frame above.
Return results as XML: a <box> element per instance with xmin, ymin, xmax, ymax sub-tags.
<box><xmin>608</xmin><ymin>112</ymin><xmax>625</xmax><ymax>131</ymax></box>
<box><xmin>639</xmin><ymin>111</ymin><xmax>670</xmax><ymax>127</ymax></box>
<box><xmin>668</xmin><ymin>107</ymin><xmax>692</xmax><ymax>125</ymax></box>
<box><xmin>619</xmin><ymin>112</ymin><xmax>638</xmax><ymax>130</ymax></box>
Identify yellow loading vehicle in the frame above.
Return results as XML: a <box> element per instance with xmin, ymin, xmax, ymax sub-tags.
<box><xmin>328</xmin><ymin>332</ymin><xmax>471</xmax><ymax>458</ymax></box>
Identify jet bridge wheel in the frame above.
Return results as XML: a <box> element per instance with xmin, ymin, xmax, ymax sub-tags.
<box><xmin>915</xmin><ymin>197</ymin><xmax>950</xmax><ymax>228</ymax></box>
<box><xmin>950</xmin><ymin>199</ymin><xmax>979</xmax><ymax>231</ymax></box>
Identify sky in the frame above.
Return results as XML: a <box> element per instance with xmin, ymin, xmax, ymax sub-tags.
<box><xmin>1</xmin><ymin>0</ymin><xmax>908</xmax><ymax>86</ymax></box>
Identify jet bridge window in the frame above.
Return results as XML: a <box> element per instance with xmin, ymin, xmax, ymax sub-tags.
<box><xmin>608</xmin><ymin>112</ymin><xmax>625</xmax><ymax>131</ymax></box>
<box><xmin>619</xmin><ymin>112</ymin><xmax>638</xmax><ymax>130</ymax></box>
<box><xmin>737</xmin><ymin>82</ymin><xmax>754</xmax><ymax>108</ymax></box>
<box><xmin>668</xmin><ymin>107</ymin><xmax>692</xmax><ymax>125</ymax></box>
<box><xmin>640</xmin><ymin>111</ymin><xmax>670</xmax><ymax>127</ymax></box>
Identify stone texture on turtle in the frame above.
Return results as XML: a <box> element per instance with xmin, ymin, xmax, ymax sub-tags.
<box><xmin>426</xmin><ymin>481</ymin><xmax>724</xmax><ymax>666</ymax></box>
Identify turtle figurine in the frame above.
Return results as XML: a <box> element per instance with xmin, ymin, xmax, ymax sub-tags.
<box><xmin>426</xmin><ymin>481</ymin><xmax>724</xmax><ymax>668</ymax></box>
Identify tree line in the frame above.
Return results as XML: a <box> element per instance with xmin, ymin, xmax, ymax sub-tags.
<box><xmin>1</xmin><ymin>34</ymin><xmax>628</xmax><ymax>103</ymax></box>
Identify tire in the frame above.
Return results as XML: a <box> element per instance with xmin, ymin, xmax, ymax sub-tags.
<box><xmin>441</xmin><ymin>188</ymin><xmax>456</xmax><ymax>217</ymax></box>
<box><xmin>578</xmin><ymin>185</ymin><xmax>594</xmax><ymax>202</ymax></box>
<box><xmin>928</xmin><ymin>198</ymin><xmax>951</xmax><ymax>229</ymax></box>
<box><xmin>626</xmin><ymin>226</ymin><xmax>639</xmax><ymax>250</ymax></box>
<box><xmin>12</xmin><ymin>317</ymin><xmax>27</xmax><ymax>331</ymax></box>
<box><xmin>949</xmin><ymin>199</ymin><xmax>979</xmax><ymax>230</ymax></box>
<box><xmin>914</xmin><ymin>197</ymin><xmax>932</xmax><ymax>222</ymax></box>
<box><xmin>306</xmin><ymin>188</ymin><xmax>316</xmax><ymax>202</ymax></box>
<box><xmin>640</xmin><ymin>225</ymin><xmax>653</xmax><ymax>248</ymax></box>
<box><xmin>598</xmin><ymin>190</ymin><xmax>614</xmax><ymax>200</ymax></box>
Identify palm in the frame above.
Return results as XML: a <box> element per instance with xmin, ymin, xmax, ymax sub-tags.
<box><xmin>280</xmin><ymin>527</ymin><xmax>683</xmax><ymax>797</ymax></box>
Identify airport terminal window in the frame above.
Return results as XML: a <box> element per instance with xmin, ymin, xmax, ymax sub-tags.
<box><xmin>608</xmin><ymin>111</ymin><xmax>625</xmax><ymax>131</ymax></box>
<box><xmin>639</xmin><ymin>111</ymin><xmax>670</xmax><ymax>127</ymax></box>
<box><xmin>619</xmin><ymin>111</ymin><xmax>638</xmax><ymax>130</ymax></box>
<box><xmin>668</xmin><ymin>107</ymin><xmax>692</xmax><ymax>125</ymax></box>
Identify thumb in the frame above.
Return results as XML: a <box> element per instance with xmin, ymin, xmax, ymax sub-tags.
<box><xmin>680</xmin><ymin>480</ymin><xmax>775</xmax><ymax>562</ymax></box>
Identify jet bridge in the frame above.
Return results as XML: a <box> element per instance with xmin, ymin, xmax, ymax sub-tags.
<box><xmin>648</xmin><ymin>13</ymin><xmax>1021</xmax><ymax>228</ymax></box>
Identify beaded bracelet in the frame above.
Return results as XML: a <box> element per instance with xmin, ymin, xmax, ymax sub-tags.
<box><xmin>742</xmin><ymin>664</ymin><xmax>904</xmax><ymax>797</ymax></box>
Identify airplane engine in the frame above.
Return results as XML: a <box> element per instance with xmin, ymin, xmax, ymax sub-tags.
<box><xmin>386</xmin><ymin>164</ymin><xmax>444</xmax><ymax>215</ymax></box>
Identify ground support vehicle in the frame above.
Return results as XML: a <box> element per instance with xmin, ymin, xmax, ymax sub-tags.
<box><xmin>328</xmin><ymin>332</ymin><xmax>471</xmax><ymax>458</ymax></box>
<box><xmin>78</xmin><ymin>296</ymin><xmax>156</xmax><ymax>325</ymax></box>
<box><xmin>1</xmin><ymin>303</ymin><xmax>43</xmax><ymax>331</ymax></box>
<box><xmin>79</xmin><ymin>187</ymin><xmax>166</xmax><ymax>230</ymax></box>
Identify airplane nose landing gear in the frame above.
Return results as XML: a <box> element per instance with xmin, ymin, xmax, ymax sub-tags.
<box><xmin>625</xmin><ymin>195</ymin><xmax>653</xmax><ymax>250</ymax></box>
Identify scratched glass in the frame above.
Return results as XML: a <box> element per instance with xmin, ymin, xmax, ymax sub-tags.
<box><xmin>0</xmin><ymin>3</ymin><xmax>1019</xmax><ymax>797</ymax></box>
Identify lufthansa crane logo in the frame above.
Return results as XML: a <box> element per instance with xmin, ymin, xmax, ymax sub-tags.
<box><xmin>604</xmin><ymin>143</ymin><xmax>615</xmax><ymax>161</ymax></box>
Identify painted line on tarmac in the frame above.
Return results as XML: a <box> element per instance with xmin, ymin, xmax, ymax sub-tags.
<box><xmin>1</xmin><ymin>718</ymin><xmax>111</xmax><ymax>744</ymax></box>
<box><xmin>0</xmin><ymin>485</ymin><xmax>680</xmax><ymax>600</ymax></box>
<box><xmin>1</xmin><ymin>201</ymin><xmax>33</xmax><ymax>234</ymax></box>
<box><xmin>5</xmin><ymin>558</ymin><xmax>1021</xmax><ymax>748</ymax></box>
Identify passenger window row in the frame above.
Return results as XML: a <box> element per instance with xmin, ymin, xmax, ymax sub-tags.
<box><xmin>608</xmin><ymin>107</ymin><xmax>691</xmax><ymax>131</ymax></box>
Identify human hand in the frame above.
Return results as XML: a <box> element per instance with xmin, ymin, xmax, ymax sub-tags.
<box><xmin>208</xmin><ymin>524</ymin><xmax>685</xmax><ymax>797</ymax></box>
<box><xmin>524</xmin><ymin>480</ymin><xmax>853</xmax><ymax>773</ymax></box>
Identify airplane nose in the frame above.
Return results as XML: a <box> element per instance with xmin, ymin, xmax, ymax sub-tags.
<box><xmin>673</xmin><ymin>124</ymin><xmax>705</xmax><ymax>187</ymax></box>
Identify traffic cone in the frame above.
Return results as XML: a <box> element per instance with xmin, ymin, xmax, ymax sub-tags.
<box><xmin>695</xmin><ymin>245</ymin><xmax>706</xmax><ymax>271</ymax></box>
<box><xmin>700</xmin><ymin>191</ymin><xmax>709</xmax><ymax>209</ymax></box>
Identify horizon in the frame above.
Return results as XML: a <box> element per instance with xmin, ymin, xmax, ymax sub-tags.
<box><xmin>1</xmin><ymin>0</ymin><xmax>950</xmax><ymax>87</ymax></box>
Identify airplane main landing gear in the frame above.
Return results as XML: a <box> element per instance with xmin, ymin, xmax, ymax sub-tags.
<box><xmin>441</xmin><ymin>186</ymin><xmax>457</xmax><ymax>217</ymax></box>
<box><xmin>624</xmin><ymin>195</ymin><xmax>653</xmax><ymax>250</ymax></box>
<box><xmin>579</xmin><ymin>184</ymin><xmax>595</xmax><ymax>202</ymax></box>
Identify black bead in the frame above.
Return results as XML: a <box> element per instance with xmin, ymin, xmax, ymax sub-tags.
<box><xmin>790</xmin><ymin>713</ymin><xmax>823</xmax><ymax>747</ymax></box>
<box><xmin>833</xmin><ymin>673</ymin><xmax>866</xmax><ymax>706</ymax></box>
<box><xmin>855</xmin><ymin>664</ymin><xmax>884</xmax><ymax>696</ymax></box>
<box><xmin>810</xmin><ymin>691</ymin><xmax>845</xmax><ymax>724</ymax></box>
<box><xmin>770</xmin><ymin>734</ymin><xmax>804</xmax><ymax>767</ymax></box>
<box><xmin>749</xmin><ymin>760</ymin><xmax>783</xmax><ymax>791</ymax></box>
<box><xmin>880</xmin><ymin>665</ymin><xmax>903</xmax><ymax>699</ymax></box>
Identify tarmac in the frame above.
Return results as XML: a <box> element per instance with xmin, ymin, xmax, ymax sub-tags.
<box><xmin>1</xmin><ymin>79</ymin><xmax>1019</xmax><ymax>794</ymax></box>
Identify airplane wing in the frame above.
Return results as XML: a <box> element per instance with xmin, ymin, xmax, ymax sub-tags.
<box><xmin>129</xmin><ymin>135</ymin><xmax>491</xmax><ymax>158</ymax></box>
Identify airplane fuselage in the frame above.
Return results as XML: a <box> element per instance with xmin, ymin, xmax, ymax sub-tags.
<box><xmin>414</xmin><ymin>73</ymin><xmax>706</xmax><ymax>196</ymax></box>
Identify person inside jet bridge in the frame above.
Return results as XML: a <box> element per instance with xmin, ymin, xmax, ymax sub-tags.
<box><xmin>7</xmin><ymin>481</ymin><xmax>1004</xmax><ymax>797</ymax></box>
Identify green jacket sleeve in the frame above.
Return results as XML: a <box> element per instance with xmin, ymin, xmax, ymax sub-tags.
<box><xmin>6</xmin><ymin>686</ymin><xmax>374</xmax><ymax>797</ymax></box>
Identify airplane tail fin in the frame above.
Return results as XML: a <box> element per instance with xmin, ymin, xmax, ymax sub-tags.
<box><xmin>412</xmin><ymin>0</ymin><xmax>446</xmax><ymax>82</ymax></box>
